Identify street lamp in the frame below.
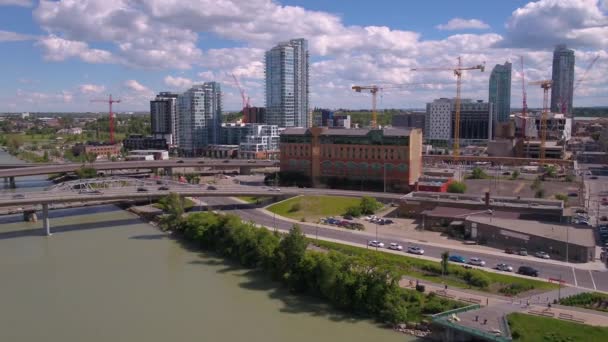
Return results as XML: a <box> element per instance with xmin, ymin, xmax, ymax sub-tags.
<box><xmin>375</xmin><ymin>221</ymin><xmax>379</xmax><ymax>251</ymax></box>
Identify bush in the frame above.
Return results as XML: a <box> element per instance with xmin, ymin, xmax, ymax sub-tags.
<box><xmin>469</xmin><ymin>167</ymin><xmax>488</xmax><ymax>179</ymax></box>
<box><xmin>554</xmin><ymin>193</ymin><xmax>568</xmax><ymax>202</ymax></box>
<box><xmin>511</xmin><ymin>170</ymin><xmax>520</xmax><ymax>180</ymax></box>
<box><xmin>447</xmin><ymin>181</ymin><xmax>467</xmax><ymax>193</ymax></box>
<box><xmin>359</xmin><ymin>196</ymin><xmax>382</xmax><ymax>215</ymax></box>
<box><xmin>289</xmin><ymin>203</ymin><xmax>302</xmax><ymax>213</ymax></box>
<box><xmin>344</xmin><ymin>206</ymin><xmax>362</xmax><ymax>217</ymax></box>
<box><xmin>499</xmin><ymin>283</ymin><xmax>534</xmax><ymax>296</ymax></box>
<box><xmin>463</xmin><ymin>270</ymin><xmax>490</xmax><ymax>288</ymax></box>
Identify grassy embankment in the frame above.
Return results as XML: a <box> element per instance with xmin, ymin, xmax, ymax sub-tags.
<box><xmin>237</xmin><ymin>196</ymin><xmax>268</xmax><ymax>204</ymax></box>
<box><xmin>267</xmin><ymin>195</ymin><xmax>362</xmax><ymax>221</ymax></box>
<box><xmin>508</xmin><ymin>312</ymin><xmax>608</xmax><ymax>342</ymax></box>
<box><xmin>559</xmin><ymin>292</ymin><xmax>608</xmax><ymax>313</ymax></box>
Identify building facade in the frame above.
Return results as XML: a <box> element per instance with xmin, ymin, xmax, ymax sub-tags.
<box><xmin>551</xmin><ymin>44</ymin><xmax>575</xmax><ymax>115</ymax></box>
<box><xmin>280</xmin><ymin>127</ymin><xmax>422</xmax><ymax>192</ymax></box>
<box><xmin>392</xmin><ymin>112</ymin><xmax>426</xmax><ymax>132</ymax></box>
<box><xmin>426</xmin><ymin>98</ymin><xmax>494</xmax><ymax>144</ymax></box>
<box><xmin>72</xmin><ymin>143</ymin><xmax>121</xmax><ymax>159</ymax></box>
<box><xmin>177</xmin><ymin>83</ymin><xmax>222</xmax><ymax>156</ymax></box>
<box><xmin>123</xmin><ymin>134</ymin><xmax>169</xmax><ymax>151</ymax></box>
<box><xmin>150</xmin><ymin>92</ymin><xmax>179</xmax><ymax>146</ymax></box>
<box><xmin>239</xmin><ymin>124</ymin><xmax>280</xmax><ymax>160</ymax></box>
<box><xmin>243</xmin><ymin>106</ymin><xmax>265</xmax><ymax>124</ymax></box>
<box><xmin>265</xmin><ymin>38</ymin><xmax>309</xmax><ymax>128</ymax></box>
<box><xmin>488</xmin><ymin>62</ymin><xmax>512</xmax><ymax>123</ymax></box>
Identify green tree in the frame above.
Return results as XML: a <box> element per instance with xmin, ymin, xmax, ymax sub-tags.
<box><xmin>276</xmin><ymin>224</ymin><xmax>308</xmax><ymax>282</ymax></box>
<box><xmin>42</xmin><ymin>150</ymin><xmax>49</xmax><ymax>162</ymax></box>
<box><xmin>380</xmin><ymin>288</ymin><xmax>408</xmax><ymax>325</ymax></box>
<box><xmin>441</xmin><ymin>251</ymin><xmax>450</xmax><ymax>277</ymax></box>
<box><xmin>76</xmin><ymin>166</ymin><xmax>97</xmax><ymax>179</ymax></box>
<box><xmin>544</xmin><ymin>165</ymin><xmax>557</xmax><ymax>178</ymax></box>
<box><xmin>344</xmin><ymin>206</ymin><xmax>362</xmax><ymax>217</ymax></box>
<box><xmin>447</xmin><ymin>181</ymin><xmax>467</xmax><ymax>193</ymax></box>
<box><xmin>469</xmin><ymin>167</ymin><xmax>487</xmax><ymax>179</ymax></box>
<box><xmin>85</xmin><ymin>152</ymin><xmax>98</xmax><ymax>163</ymax></box>
<box><xmin>359</xmin><ymin>196</ymin><xmax>382</xmax><ymax>215</ymax></box>
<box><xmin>157</xmin><ymin>193</ymin><xmax>185</xmax><ymax>231</ymax></box>
<box><xmin>554</xmin><ymin>193</ymin><xmax>568</xmax><ymax>202</ymax></box>
<box><xmin>510</xmin><ymin>170</ymin><xmax>520</xmax><ymax>180</ymax></box>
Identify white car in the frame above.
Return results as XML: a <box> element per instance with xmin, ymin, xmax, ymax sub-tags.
<box><xmin>468</xmin><ymin>257</ymin><xmax>486</xmax><ymax>266</ymax></box>
<box><xmin>407</xmin><ymin>246</ymin><xmax>425</xmax><ymax>255</ymax></box>
<box><xmin>388</xmin><ymin>243</ymin><xmax>403</xmax><ymax>251</ymax></box>
<box><xmin>535</xmin><ymin>251</ymin><xmax>550</xmax><ymax>259</ymax></box>
<box><xmin>495</xmin><ymin>263</ymin><xmax>513</xmax><ymax>272</ymax></box>
<box><xmin>368</xmin><ymin>240</ymin><xmax>385</xmax><ymax>248</ymax></box>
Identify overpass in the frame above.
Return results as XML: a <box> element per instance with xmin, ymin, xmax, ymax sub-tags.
<box><xmin>0</xmin><ymin>159</ymin><xmax>278</xmax><ymax>179</ymax></box>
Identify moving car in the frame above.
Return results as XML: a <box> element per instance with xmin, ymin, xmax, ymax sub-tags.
<box><xmin>137</xmin><ymin>187</ymin><xmax>148</xmax><ymax>192</ymax></box>
<box><xmin>388</xmin><ymin>243</ymin><xmax>403</xmax><ymax>251</ymax></box>
<box><xmin>407</xmin><ymin>246</ymin><xmax>425</xmax><ymax>255</ymax></box>
<box><xmin>535</xmin><ymin>251</ymin><xmax>550</xmax><ymax>259</ymax></box>
<box><xmin>176</xmin><ymin>160</ymin><xmax>184</xmax><ymax>163</ymax></box>
<box><xmin>449</xmin><ymin>255</ymin><xmax>466</xmax><ymax>263</ymax></box>
<box><xmin>207</xmin><ymin>185</ymin><xmax>217</xmax><ymax>190</ymax></box>
<box><xmin>12</xmin><ymin>194</ymin><xmax>25</xmax><ymax>199</ymax></box>
<box><xmin>517</xmin><ymin>266</ymin><xmax>539</xmax><ymax>277</ymax></box>
<box><xmin>368</xmin><ymin>240</ymin><xmax>385</xmax><ymax>248</ymax></box>
<box><xmin>495</xmin><ymin>263</ymin><xmax>513</xmax><ymax>272</ymax></box>
<box><xmin>468</xmin><ymin>257</ymin><xmax>486</xmax><ymax>266</ymax></box>
<box><xmin>158</xmin><ymin>186</ymin><xmax>169</xmax><ymax>191</ymax></box>
<box><xmin>269</xmin><ymin>188</ymin><xmax>281</xmax><ymax>192</ymax></box>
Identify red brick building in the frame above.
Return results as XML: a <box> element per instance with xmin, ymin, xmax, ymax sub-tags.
<box><xmin>280</xmin><ymin>127</ymin><xmax>422</xmax><ymax>192</ymax></box>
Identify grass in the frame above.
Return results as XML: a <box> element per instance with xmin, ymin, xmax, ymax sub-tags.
<box><xmin>237</xmin><ymin>196</ymin><xmax>267</xmax><ymax>204</ymax></box>
<box><xmin>508</xmin><ymin>312</ymin><xmax>608</xmax><ymax>342</ymax></box>
<box><xmin>267</xmin><ymin>195</ymin><xmax>361</xmax><ymax>221</ymax></box>
<box><xmin>559</xmin><ymin>292</ymin><xmax>608</xmax><ymax>313</ymax></box>
<box><xmin>313</xmin><ymin>240</ymin><xmax>558</xmax><ymax>296</ymax></box>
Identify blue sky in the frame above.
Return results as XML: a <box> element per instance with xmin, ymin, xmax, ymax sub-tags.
<box><xmin>0</xmin><ymin>0</ymin><xmax>606</xmax><ymax>112</ymax></box>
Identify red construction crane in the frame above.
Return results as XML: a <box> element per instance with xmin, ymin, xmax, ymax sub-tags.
<box><xmin>351</xmin><ymin>83</ymin><xmax>446</xmax><ymax>129</ymax></box>
<box><xmin>529</xmin><ymin>80</ymin><xmax>552</xmax><ymax>162</ymax></box>
<box><xmin>91</xmin><ymin>94</ymin><xmax>121</xmax><ymax>144</ymax></box>
<box><xmin>411</xmin><ymin>57</ymin><xmax>485</xmax><ymax>159</ymax></box>
<box><xmin>231</xmin><ymin>73</ymin><xmax>252</xmax><ymax>123</ymax></box>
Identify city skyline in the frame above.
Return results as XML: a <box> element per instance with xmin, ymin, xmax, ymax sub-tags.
<box><xmin>0</xmin><ymin>0</ymin><xmax>606</xmax><ymax>112</ymax></box>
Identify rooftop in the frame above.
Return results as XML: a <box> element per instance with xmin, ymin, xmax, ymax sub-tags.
<box><xmin>402</xmin><ymin>191</ymin><xmax>564</xmax><ymax>210</ymax></box>
<box><xmin>281</xmin><ymin>127</ymin><xmax>415</xmax><ymax>137</ymax></box>
<box><xmin>466</xmin><ymin>216</ymin><xmax>595</xmax><ymax>247</ymax></box>
<box><xmin>423</xmin><ymin>206</ymin><xmax>521</xmax><ymax>220</ymax></box>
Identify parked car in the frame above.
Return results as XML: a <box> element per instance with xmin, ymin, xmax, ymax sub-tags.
<box><xmin>368</xmin><ymin>240</ymin><xmax>385</xmax><ymax>248</ymax></box>
<box><xmin>502</xmin><ymin>171</ymin><xmax>511</xmax><ymax>176</ymax></box>
<box><xmin>575</xmin><ymin>208</ymin><xmax>588</xmax><ymax>214</ymax></box>
<box><xmin>198</xmin><ymin>161</ymin><xmax>205</xmax><ymax>164</ymax></box>
<box><xmin>207</xmin><ymin>186</ymin><xmax>217</xmax><ymax>190</ymax></box>
<box><xmin>407</xmin><ymin>246</ymin><xmax>425</xmax><ymax>255</ymax></box>
<box><xmin>12</xmin><ymin>194</ymin><xmax>25</xmax><ymax>199</ymax></box>
<box><xmin>158</xmin><ymin>186</ymin><xmax>170</xmax><ymax>191</ymax></box>
<box><xmin>468</xmin><ymin>257</ymin><xmax>486</xmax><ymax>266</ymax></box>
<box><xmin>247</xmin><ymin>160</ymin><xmax>256</xmax><ymax>163</ymax></box>
<box><xmin>156</xmin><ymin>180</ymin><xmax>163</xmax><ymax>185</ymax></box>
<box><xmin>568</xmin><ymin>192</ymin><xmax>578</xmax><ymax>197</ymax></box>
<box><xmin>137</xmin><ymin>187</ymin><xmax>148</xmax><ymax>192</ymax></box>
<box><xmin>517</xmin><ymin>266</ymin><xmax>539</xmax><ymax>277</ymax></box>
<box><xmin>495</xmin><ymin>263</ymin><xmax>513</xmax><ymax>272</ymax></box>
<box><xmin>222</xmin><ymin>160</ymin><xmax>230</xmax><ymax>163</ymax></box>
<box><xmin>535</xmin><ymin>251</ymin><xmax>550</xmax><ymax>259</ymax></box>
<box><xmin>518</xmin><ymin>248</ymin><xmax>528</xmax><ymax>256</ymax></box>
<box><xmin>505</xmin><ymin>247</ymin><xmax>515</xmax><ymax>254</ymax></box>
<box><xmin>388</xmin><ymin>243</ymin><xmax>403</xmax><ymax>251</ymax></box>
<box><xmin>384</xmin><ymin>219</ymin><xmax>394</xmax><ymax>224</ymax></box>
<box><xmin>343</xmin><ymin>215</ymin><xmax>354</xmax><ymax>220</ymax></box>
<box><xmin>449</xmin><ymin>255</ymin><xmax>466</xmax><ymax>263</ymax></box>
<box><xmin>176</xmin><ymin>160</ymin><xmax>184</xmax><ymax>163</ymax></box>
<box><xmin>591</xmin><ymin>176</ymin><xmax>598</xmax><ymax>180</ymax></box>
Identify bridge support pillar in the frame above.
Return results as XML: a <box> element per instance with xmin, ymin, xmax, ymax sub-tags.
<box><xmin>239</xmin><ymin>166</ymin><xmax>252</xmax><ymax>175</ymax></box>
<box><xmin>8</xmin><ymin>176</ymin><xmax>16</xmax><ymax>188</ymax></box>
<box><xmin>42</xmin><ymin>204</ymin><xmax>51</xmax><ymax>236</ymax></box>
<box><xmin>23</xmin><ymin>210</ymin><xmax>37</xmax><ymax>222</ymax></box>
<box><xmin>164</xmin><ymin>167</ymin><xmax>173</xmax><ymax>177</ymax></box>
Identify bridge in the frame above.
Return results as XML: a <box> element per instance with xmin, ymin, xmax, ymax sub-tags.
<box><xmin>2</xmin><ymin>178</ymin><xmax>402</xmax><ymax>235</ymax></box>
<box><xmin>0</xmin><ymin>159</ymin><xmax>278</xmax><ymax>180</ymax></box>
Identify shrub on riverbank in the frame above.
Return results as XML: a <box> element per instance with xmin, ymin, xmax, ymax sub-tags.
<box><xmin>169</xmin><ymin>211</ymin><xmax>461</xmax><ymax>325</ymax></box>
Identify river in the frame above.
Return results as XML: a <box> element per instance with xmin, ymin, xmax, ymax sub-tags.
<box><xmin>0</xmin><ymin>151</ymin><xmax>413</xmax><ymax>342</ymax></box>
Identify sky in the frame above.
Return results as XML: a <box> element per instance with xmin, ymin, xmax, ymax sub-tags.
<box><xmin>0</xmin><ymin>0</ymin><xmax>607</xmax><ymax>112</ymax></box>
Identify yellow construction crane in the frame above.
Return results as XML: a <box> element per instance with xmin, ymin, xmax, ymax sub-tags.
<box><xmin>351</xmin><ymin>83</ymin><xmax>443</xmax><ymax>128</ymax></box>
<box><xmin>411</xmin><ymin>57</ymin><xmax>485</xmax><ymax>158</ymax></box>
<box><xmin>528</xmin><ymin>80</ymin><xmax>552</xmax><ymax>163</ymax></box>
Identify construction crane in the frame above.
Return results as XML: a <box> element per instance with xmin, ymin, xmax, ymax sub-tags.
<box><xmin>411</xmin><ymin>57</ymin><xmax>485</xmax><ymax>158</ymax></box>
<box><xmin>351</xmin><ymin>83</ymin><xmax>445</xmax><ymax>128</ymax></box>
<box><xmin>518</xmin><ymin>56</ymin><xmax>529</xmax><ymax>157</ymax></box>
<box><xmin>231</xmin><ymin>73</ymin><xmax>252</xmax><ymax>123</ymax></box>
<box><xmin>528</xmin><ymin>80</ymin><xmax>552</xmax><ymax>162</ymax></box>
<box><xmin>559</xmin><ymin>55</ymin><xmax>600</xmax><ymax>115</ymax></box>
<box><xmin>91</xmin><ymin>94</ymin><xmax>121</xmax><ymax>144</ymax></box>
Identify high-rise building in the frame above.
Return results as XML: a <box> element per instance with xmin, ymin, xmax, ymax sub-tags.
<box><xmin>488</xmin><ymin>62</ymin><xmax>512</xmax><ymax>123</ymax></box>
<box><xmin>550</xmin><ymin>44</ymin><xmax>575</xmax><ymax>115</ymax></box>
<box><xmin>177</xmin><ymin>82</ymin><xmax>222</xmax><ymax>156</ymax></box>
<box><xmin>426</xmin><ymin>98</ymin><xmax>494</xmax><ymax>144</ymax></box>
<box><xmin>265</xmin><ymin>38</ymin><xmax>309</xmax><ymax>128</ymax></box>
<box><xmin>150</xmin><ymin>92</ymin><xmax>178</xmax><ymax>146</ymax></box>
<box><xmin>392</xmin><ymin>112</ymin><xmax>426</xmax><ymax>132</ymax></box>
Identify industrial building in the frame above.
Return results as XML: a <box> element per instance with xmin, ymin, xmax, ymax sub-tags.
<box><xmin>425</xmin><ymin>98</ymin><xmax>494</xmax><ymax>144</ymax></box>
<box><xmin>265</xmin><ymin>38</ymin><xmax>309</xmax><ymax>128</ymax></box>
<box><xmin>72</xmin><ymin>143</ymin><xmax>121</xmax><ymax>159</ymax></box>
<box><xmin>280</xmin><ymin>127</ymin><xmax>422</xmax><ymax>192</ymax></box>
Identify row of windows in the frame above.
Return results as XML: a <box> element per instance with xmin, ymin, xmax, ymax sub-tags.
<box><xmin>284</xmin><ymin>159</ymin><xmax>408</xmax><ymax>173</ymax></box>
<box><xmin>321</xmin><ymin>145</ymin><xmax>406</xmax><ymax>160</ymax></box>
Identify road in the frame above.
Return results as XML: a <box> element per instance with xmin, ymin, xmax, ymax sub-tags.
<box><xmin>198</xmin><ymin>196</ymin><xmax>608</xmax><ymax>293</ymax></box>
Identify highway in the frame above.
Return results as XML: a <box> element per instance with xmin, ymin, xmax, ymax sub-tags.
<box><xmin>0</xmin><ymin>159</ymin><xmax>277</xmax><ymax>178</ymax></box>
<box><xmin>198</xmin><ymin>196</ymin><xmax>608</xmax><ymax>292</ymax></box>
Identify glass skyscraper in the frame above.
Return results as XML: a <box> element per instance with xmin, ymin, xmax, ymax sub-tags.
<box><xmin>550</xmin><ymin>44</ymin><xmax>575</xmax><ymax>115</ymax></box>
<box><xmin>488</xmin><ymin>62</ymin><xmax>512</xmax><ymax>123</ymax></box>
<box><xmin>177</xmin><ymin>82</ymin><xmax>222</xmax><ymax>155</ymax></box>
<box><xmin>265</xmin><ymin>38</ymin><xmax>309</xmax><ymax>128</ymax></box>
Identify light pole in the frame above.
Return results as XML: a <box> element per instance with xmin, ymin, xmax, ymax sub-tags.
<box><xmin>566</xmin><ymin>225</ymin><xmax>569</xmax><ymax>264</ymax></box>
<box><xmin>375</xmin><ymin>221</ymin><xmax>379</xmax><ymax>251</ymax></box>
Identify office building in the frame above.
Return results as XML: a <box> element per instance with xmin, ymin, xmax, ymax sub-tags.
<box><xmin>177</xmin><ymin>82</ymin><xmax>222</xmax><ymax>156</ymax></box>
<box><xmin>280</xmin><ymin>127</ymin><xmax>422</xmax><ymax>192</ymax></box>
<box><xmin>551</xmin><ymin>44</ymin><xmax>575</xmax><ymax>114</ymax></box>
<box><xmin>150</xmin><ymin>92</ymin><xmax>179</xmax><ymax>146</ymax></box>
<box><xmin>488</xmin><ymin>62</ymin><xmax>512</xmax><ymax>123</ymax></box>
<box><xmin>392</xmin><ymin>112</ymin><xmax>426</xmax><ymax>132</ymax></box>
<box><xmin>265</xmin><ymin>38</ymin><xmax>309</xmax><ymax>128</ymax></box>
<box><xmin>123</xmin><ymin>134</ymin><xmax>169</xmax><ymax>151</ymax></box>
<box><xmin>426</xmin><ymin>98</ymin><xmax>494</xmax><ymax>144</ymax></box>
<box><xmin>243</xmin><ymin>106</ymin><xmax>265</xmax><ymax>124</ymax></box>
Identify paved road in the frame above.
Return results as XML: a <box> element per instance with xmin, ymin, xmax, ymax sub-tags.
<box><xmin>198</xmin><ymin>197</ymin><xmax>608</xmax><ymax>292</ymax></box>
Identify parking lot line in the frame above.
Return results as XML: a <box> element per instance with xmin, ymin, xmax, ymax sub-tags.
<box><xmin>590</xmin><ymin>270</ymin><xmax>597</xmax><ymax>290</ymax></box>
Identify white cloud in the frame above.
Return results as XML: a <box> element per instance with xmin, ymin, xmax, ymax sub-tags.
<box><xmin>163</xmin><ymin>76</ymin><xmax>193</xmax><ymax>89</ymax></box>
<box><xmin>78</xmin><ymin>84</ymin><xmax>105</xmax><ymax>94</ymax></box>
<box><xmin>498</xmin><ymin>0</ymin><xmax>608</xmax><ymax>48</ymax></box>
<box><xmin>36</xmin><ymin>35</ymin><xmax>115</xmax><ymax>63</ymax></box>
<box><xmin>436</xmin><ymin>18</ymin><xmax>490</xmax><ymax>31</ymax></box>
<box><xmin>0</xmin><ymin>30</ymin><xmax>36</xmax><ymax>42</ymax></box>
<box><xmin>124</xmin><ymin>80</ymin><xmax>150</xmax><ymax>94</ymax></box>
<box><xmin>0</xmin><ymin>0</ymin><xmax>32</xmax><ymax>7</ymax></box>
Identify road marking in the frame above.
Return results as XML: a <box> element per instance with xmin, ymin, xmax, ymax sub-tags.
<box><xmin>572</xmin><ymin>267</ymin><xmax>578</xmax><ymax>287</ymax></box>
<box><xmin>590</xmin><ymin>270</ymin><xmax>597</xmax><ymax>290</ymax></box>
